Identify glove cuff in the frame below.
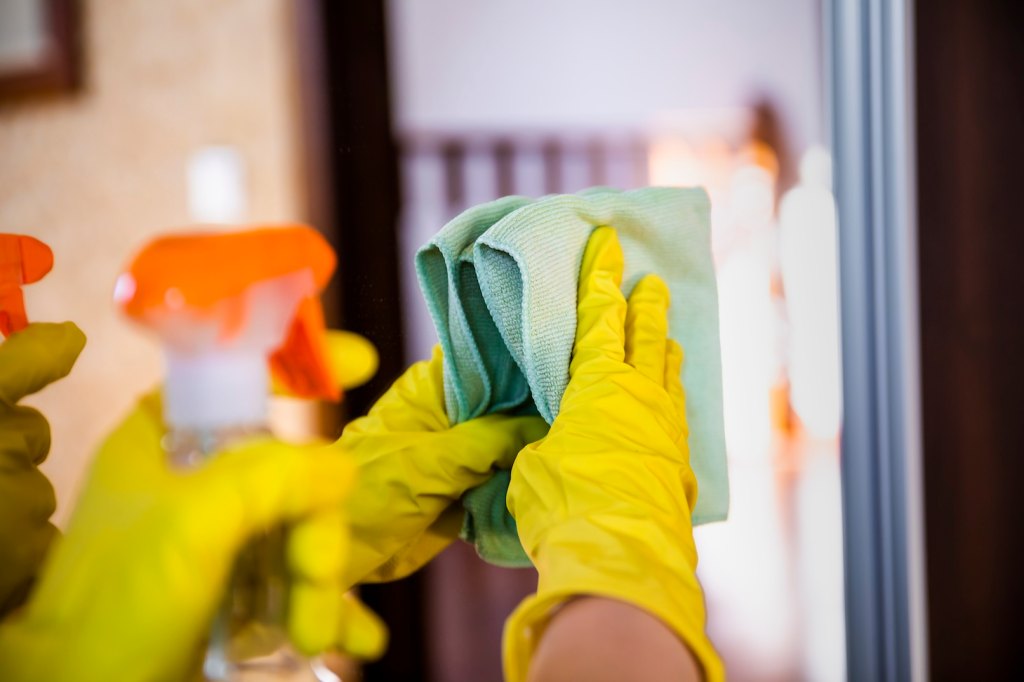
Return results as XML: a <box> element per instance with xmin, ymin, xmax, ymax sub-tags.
<box><xmin>503</xmin><ymin>578</ymin><xmax>723</xmax><ymax>682</ymax></box>
<box><xmin>505</xmin><ymin>514</ymin><xmax>724</xmax><ymax>682</ymax></box>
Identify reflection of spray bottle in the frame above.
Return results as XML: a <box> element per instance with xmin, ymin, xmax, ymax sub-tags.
<box><xmin>115</xmin><ymin>225</ymin><xmax>339</xmax><ymax>680</ymax></box>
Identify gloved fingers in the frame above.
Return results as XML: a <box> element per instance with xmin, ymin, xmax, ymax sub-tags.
<box><xmin>0</xmin><ymin>455</ymin><xmax>58</xmax><ymax>608</ymax></box>
<box><xmin>390</xmin><ymin>345</ymin><xmax>448</xmax><ymax>426</ymax></box>
<box><xmin>288</xmin><ymin>508</ymin><xmax>348</xmax><ymax>585</ymax></box>
<box><xmin>292</xmin><ymin>585</ymin><xmax>389</xmax><ymax>660</ymax></box>
<box><xmin>289</xmin><ymin>579</ymin><xmax>342</xmax><ymax>655</ymax></box>
<box><xmin>324</xmin><ymin>330</ymin><xmax>379</xmax><ymax>391</ymax></box>
<box><xmin>453</xmin><ymin>414</ymin><xmax>549</xmax><ymax>470</ymax></box>
<box><xmin>286</xmin><ymin>509</ymin><xmax>349</xmax><ymax>649</ymax></box>
<box><xmin>352</xmin><ymin>345</ymin><xmax>449</xmax><ymax>433</ymax></box>
<box><xmin>624</xmin><ymin>275</ymin><xmax>672</xmax><ymax>385</ymax></box>
<box><xmin>0</xmin><ymin>454</ymin><xmax>56</xmax><ymax>527</ymax></box>
<box><xmin>198</xmin><ymin>441</ymin><xmax>356</xmax><ymax>536</ymax></box>
<box><xmin>0</xmin><ymin>322</ymin><xmax>85</xmax><ymax>405</ymax></box>
<box><xmin>88</xmin><ymin>389</ymin><xmax>167</xmax><ymax>479</ymax></box>
<box><xmin>352</xmin><ymin>504</ymin><xmax>464</xmax><ymax>585</ymax></box>
<box><xmin>573</xmin><ymin>228</ymin><xmax>627</xmax><ymax>371</ymax></box>
<box><xmin>0</xmin><ymin>404</ymin><xmax>51</xmax><ymax>464</ymax></box>
<box><xmin>334</xmin><ymin>592</ymin><xmax>388</xmax><ymax>661</ymax></box>
<box><xmin>665</xmin><ymin>339</ymin><xmax>688</xmax><ymax>434</ymax></box>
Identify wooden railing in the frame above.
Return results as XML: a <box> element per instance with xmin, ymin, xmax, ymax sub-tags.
<box><xmin>399</xmin><ymin>132</ymin><xmax>653</xmax><ymax>213</ymax></box>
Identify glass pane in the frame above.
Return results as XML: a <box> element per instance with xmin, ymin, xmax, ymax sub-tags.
<box><xmin>386</xmin><ymin>1</ymin><xmax>846</xmax><ymax>679</ymax></box>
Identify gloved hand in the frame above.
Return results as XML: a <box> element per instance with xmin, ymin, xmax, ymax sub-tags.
<box><xmin>338</xmin><ymin>345</ymin><xmax>549</xmax><ymax>586</ymax></box>
<box><xmin>503</xmin><ymin>227</ymin><xmax>723</xmax><ymax>682</ymax></box>
<box><xmin>0</xmin><ymin>338</ymin><xmax>386</xmax><ymax>681</ymax></box>
<box><xmin>0</xmin><ymin>322</ymin><xmax>85</xmax><ymax>616</ymax></box>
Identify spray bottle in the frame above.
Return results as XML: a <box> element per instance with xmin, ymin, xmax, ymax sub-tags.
<box><xmin>0</xmin><ymin>234</ymin><xmax>54</xmax><ymax>337</ymax></box>
<box><xmin>115</xmin><ymin>225</ymin><xmax>340</xmax><ymax>680</ymax></box>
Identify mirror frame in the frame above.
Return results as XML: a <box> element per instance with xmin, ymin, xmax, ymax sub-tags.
<box><xmin>827</xmin><ymin>0</ymin><xmax>928</xmax><ymax>680</ymax></box>
<box><xmin>0</xmin><ymin>0</ymin><xmax>80</xmax><ymax>100</ymax></box>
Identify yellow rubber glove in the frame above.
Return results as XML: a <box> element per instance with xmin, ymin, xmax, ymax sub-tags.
<box><xmin>503</xmin><ymin>227</ymin><xmax>723</xmax><ymax>682</ymax></box>
<box><xmin>0</xmin><ymin>358</ymin><xmax>386</xmax><ymax>682</ymax></box>
<box><xmin>0</xmin><ymin>322</ymin><xmax>85</xmax><ymax>616</ymax></box>
<box><xmin>339</xmin><ymin>345</ymin><xmax>549</xmax><ymax>586</ymax></box>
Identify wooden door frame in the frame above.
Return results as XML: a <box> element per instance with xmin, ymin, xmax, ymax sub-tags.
<box><xmin>293</xmin><ymin>1</ymin><xmax>430</xmax><ymax>680</ymax></box>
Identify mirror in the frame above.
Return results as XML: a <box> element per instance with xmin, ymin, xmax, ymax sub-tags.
<box><xmin>1</xmin><ymin>1</ymin><xmax>869</xmax><ymax>679</ymax></box>
<box><xmin>385</xmin><ymin>1</ymin><xmax>844</xmax><ymax>679</ymax></box>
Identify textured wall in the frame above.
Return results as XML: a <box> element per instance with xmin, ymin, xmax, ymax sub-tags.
<box><xmin>0</xmin><ymin>0</ymin><xmax>306</xmax><ymax>525</ymax></box>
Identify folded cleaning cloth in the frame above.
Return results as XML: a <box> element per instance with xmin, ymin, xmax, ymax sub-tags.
<box><xmin>416</xmin><ymin>187</ymin><xmax>729</xmax><ymax>567</ymax></box>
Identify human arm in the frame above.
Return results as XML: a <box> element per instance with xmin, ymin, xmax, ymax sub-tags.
<box><xmin>528</xmin><ymin>597</ymin><xmax>702</xmax><ymax>682</ymax></box>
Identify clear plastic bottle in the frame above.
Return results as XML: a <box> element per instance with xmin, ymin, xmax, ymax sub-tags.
<box><xmin>167</xmin><ymin>430</ymin><xmax>295</xmax><ymax>679</ymax></box>
<box><xmin>162</xmin><ymin>350</ymin><xmax>313</xmax><ymax>681</ymax></box>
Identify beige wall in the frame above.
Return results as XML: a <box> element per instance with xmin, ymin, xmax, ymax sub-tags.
<box><xmin>0</xmin><ymin>0</ymin><xmax>307</xmax><ymax>525</ymax></box>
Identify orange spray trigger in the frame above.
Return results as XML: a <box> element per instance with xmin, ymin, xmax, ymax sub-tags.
<box><xmin>270</xmin><ymin>296</ymin><xmax>340</xmax><ymax>401</ymax></box>
<box><xmin>117</xmin><ymin>225</ymin><xmax>341</xmax><ymax>425</ymax></box>
<box><xmin>0</xmin><ymin>234</ymin><xmax>54</xmax><ymax>337</ymax></box>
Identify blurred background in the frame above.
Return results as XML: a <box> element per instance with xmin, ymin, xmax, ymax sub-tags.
<box><xmin>2</xmin><ymin>1</ymin><xmax>1021</xmax><ymax>680</ymax></box>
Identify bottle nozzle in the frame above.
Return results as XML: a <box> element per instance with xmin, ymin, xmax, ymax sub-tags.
<box><xmin>0</xmin><ymin>234</ymin><xmax>54</xmax><ymax>337</ymax></box>
<box><xmin>116</xmin><ymin>225</ymin><xmax>341</xmax><ymax>430</ymax></box>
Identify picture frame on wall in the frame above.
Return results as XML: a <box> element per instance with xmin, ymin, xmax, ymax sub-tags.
<box><xmin>0</xmin><ymin>0</ymin><xmax>79</xmax><ymax>100</ymax></box>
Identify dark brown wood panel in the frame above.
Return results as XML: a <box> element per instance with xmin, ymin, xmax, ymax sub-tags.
<box><xmin>916</xmin><ymin>1</ymin><xmax>1024</xmax><ymax>678</ymax></box>
<box><xmin>315</xmin><ymin>1</ymin><xmax>428</xmax><ymax>680</ymax></box>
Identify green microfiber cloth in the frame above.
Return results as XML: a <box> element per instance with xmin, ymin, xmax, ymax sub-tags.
<box><xmin>416</xmin><ymin>187</ymin><xmax>729</xmax><ymax>568</ymax></box>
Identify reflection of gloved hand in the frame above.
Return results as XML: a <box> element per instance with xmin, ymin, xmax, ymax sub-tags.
<box><xmin>339</xmin><ymin>346</ymin><xmax>549</xmax><ymax>586</ymax></box>
<box><xmin>0</xmin><ymin>346</ymin><xmax>386</xmax><ymax>681</ymax></box>
<box><xmin>503</xmin><ymin>228</ymin><xmax>723</xmax><ymax>682</ymax></box>
<box><xmin>0</xmin><ymin>322</ymin><xmax>85</xmax><ymax>616</ymax></box>
<box><xmin>272</xmin><ymin>329</ymin><xmax>379</xmax><ymax>398</ymax></box>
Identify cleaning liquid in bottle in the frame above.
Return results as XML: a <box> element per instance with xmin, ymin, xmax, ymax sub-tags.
<box><xmin>115</xmin><ymin>225</ymin><xmax>340</xmax><ymax>681</ymax></box>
